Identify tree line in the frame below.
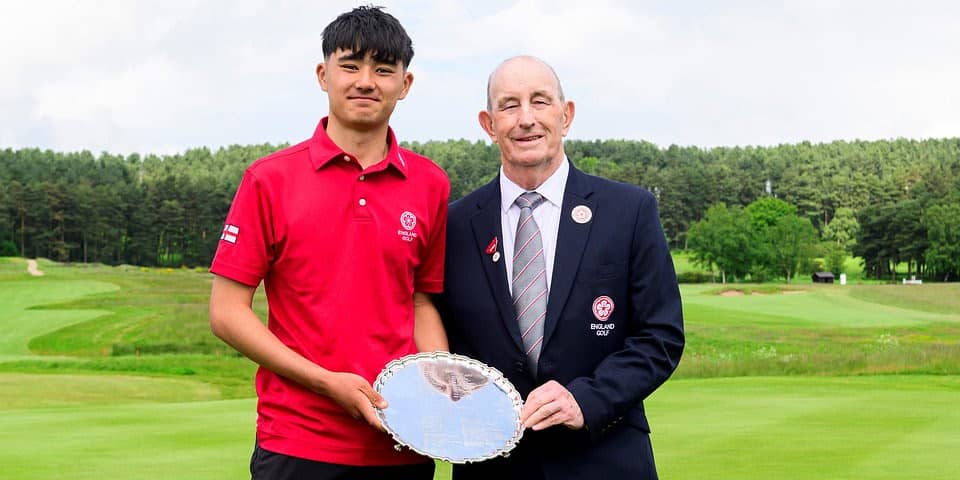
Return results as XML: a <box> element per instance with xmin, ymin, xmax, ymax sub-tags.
<box><xmin>1</xmin><ymin>137</ymin><xmax>958</xmax><ymax>280</ymax></box>
<box><xmin>687</xmin><ymin>197</ymin><xmax>848</xmax><ymax>284</ymax></box>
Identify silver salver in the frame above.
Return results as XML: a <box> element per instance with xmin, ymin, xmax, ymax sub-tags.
<box><xmin>374</xmin><ymin>352</ymin><xmax>524</xmax><ymax>463</ymax></box>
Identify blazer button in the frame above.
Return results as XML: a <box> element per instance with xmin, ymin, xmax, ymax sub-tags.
<box><xmin>513</xmin><ymin>361</ymin><xmax>525</xmax><ymax>372</ymax></box>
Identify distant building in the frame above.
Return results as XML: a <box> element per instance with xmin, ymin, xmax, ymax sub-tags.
<box><xmin>812</xmin><ymin>272</ymin><xmax>835</xmax><ymax>283</ymax></box>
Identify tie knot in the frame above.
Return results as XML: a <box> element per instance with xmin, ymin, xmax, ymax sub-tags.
<box><xmin>515</xmin><ymin>191</ymin><xmax>545</xmax><ymax>210</ymax></box>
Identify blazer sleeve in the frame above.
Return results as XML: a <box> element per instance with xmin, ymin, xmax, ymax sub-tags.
<box><xmin>565</xmin><ymin>190</ymin><xmax>685</xmax><ymax>441</ymax></box>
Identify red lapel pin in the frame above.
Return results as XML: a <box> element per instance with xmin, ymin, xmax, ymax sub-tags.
<box><xmin>486</xmin><ymin>237</ymin><xmax>501</xmax><ymax>262</ymax></box>
<box><xmin>485</xmin><ymin>237</ymin><xmax>498</xmax><ymax>255</ymax></box>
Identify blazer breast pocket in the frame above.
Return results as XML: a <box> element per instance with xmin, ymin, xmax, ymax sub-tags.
<box><xmin>576</xmin><ymin>262</ymin><xmax>627</xmax><ymax>283</ymax></box>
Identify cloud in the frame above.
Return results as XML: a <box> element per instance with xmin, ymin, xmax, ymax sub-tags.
<box><xmin>2</xmin><ymin>1</ymin><xmax>959</xmax><ymax>154</ymax></box>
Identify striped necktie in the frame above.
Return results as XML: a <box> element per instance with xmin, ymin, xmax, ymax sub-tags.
<box><xmin>512</xmin><ymin>191</ymin><xmax>547</xmax><ymax>376</ymax></box>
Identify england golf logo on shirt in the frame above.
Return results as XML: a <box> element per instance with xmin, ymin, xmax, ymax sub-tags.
<box><xmin>400</xmin><ymin>211</ymin><xmax>417</xmax><ymax>230</ymax></box>
<box><xmin>220</xmin><ymin>224</ymin><xmax>239</xmax><ymax>244</ymax></box>
<box><xmin>398</xmin><ymin>211</ymin><xmax>418</xmax><ymax>242</ymax></box>
<box><xmin>590</xmin><ymin>295</ymin><xmax>615</xmax><ymax>336</ymax></box>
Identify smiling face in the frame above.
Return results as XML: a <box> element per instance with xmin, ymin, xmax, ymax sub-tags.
<box><xmin>480</xmin><ymin>56</ymin><xmax>575</xmax><ymax>186</ymax></box>
<box><xmin>317</xmin><ymin>49</ymin><xmax>413</xmax><ymax>132</ymax></box>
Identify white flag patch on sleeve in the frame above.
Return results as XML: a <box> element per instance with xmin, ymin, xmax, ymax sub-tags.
<box><xmin>221</xmin><ymin>224</ymin><xmax>240</xmax><ymax>244</ymax></box>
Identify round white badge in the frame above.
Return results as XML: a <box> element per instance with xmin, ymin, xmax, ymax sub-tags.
<box><xmin>592</xmin><ymin>295</ymin><xmax>614</xmax><ymax>321</ymax></box>
<box><xmin>492</xmin><ymin>251</ymin><xmax>501</xmax><ymax>263</ymax></box>
<box><xmin>400</xmin><ymin>211</ymin><xmax>417</xmax><ymax>231</ymax></box>
<box><xmin>571</xmin><ymin>205</ymin><xmax>592</xmax><ymax>224</ymax></box>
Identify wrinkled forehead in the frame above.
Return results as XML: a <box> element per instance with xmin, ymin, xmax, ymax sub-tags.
<box><xmin>488</xmin><ymin>58</ymin><xmax>563</xmax><ymax>101</ymax></box>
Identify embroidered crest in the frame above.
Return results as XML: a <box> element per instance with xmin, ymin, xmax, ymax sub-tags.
<box><xmin>592</xmin><ymin>295</ymin><xmax>614</xmax><ymax>321</ymax></box>
<box><xmin>400</xmin><ymin>211</ymin><xmax>417</xmax><ymax>231</ymax></box>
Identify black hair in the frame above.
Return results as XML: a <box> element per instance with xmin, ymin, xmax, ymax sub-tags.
<box><xmin>321</xmin><ymin>5</ymin><xmax>414</xmax><ymax>68</ymax></box>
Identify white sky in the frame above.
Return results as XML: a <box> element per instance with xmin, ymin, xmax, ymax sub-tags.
<box><xmin>2</xmin><ymin>0</ymin><xmax>959</xmax><ymax>155</ymax></box>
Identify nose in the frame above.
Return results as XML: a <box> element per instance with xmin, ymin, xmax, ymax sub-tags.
<box><xmin>355</xmin><ymin>66</ymin><xmax>375</xmax><ymax>91</ymax></box>
<box><xmin>518</xmin><ymin>104</ymin><xmax>536</xmax><ymax>128</ymax></box>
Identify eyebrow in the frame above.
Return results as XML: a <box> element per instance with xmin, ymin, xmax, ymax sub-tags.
<box><xmin>496</xmin><ymin>89</ymin><xmax>554</xmax><ymax>105</ymax></box>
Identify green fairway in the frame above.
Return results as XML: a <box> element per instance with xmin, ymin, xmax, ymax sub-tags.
<box><xmin>649</xmin><ymin>375</ymin><xmax>960</xmax><ymax>479</ymax></box>
<box><xmin>0</xmin><ymin>398</ymin><xmax>255</xmax><ymax>480</ymax></box>
<box><xmin>2</xmin><ymin>376</ymin><xmax>955</xmax><ymax>480</ymax></box>
<box><xmin>1</xmin><ymin>258</ymin><xmax>958</xmax><ymax>479</ymax></box>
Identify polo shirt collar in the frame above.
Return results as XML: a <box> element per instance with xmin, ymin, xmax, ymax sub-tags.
<box><xmin>308</xmin><ymin>117</ymin><xmax>408</xmax><ymax>177</ymax></box>
<box><xmin>500</xmin><ymin>157</ymin><xmax>569</xmax><ymax>214</ymax></box>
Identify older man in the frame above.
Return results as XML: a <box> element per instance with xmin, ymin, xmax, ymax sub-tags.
<box><xmin>440</xmin><ymin>56</ymin><xmax>684</xmax><ymax>479</ymax></box>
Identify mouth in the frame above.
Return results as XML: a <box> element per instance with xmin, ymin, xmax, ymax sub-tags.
<box><xmin>348</xmin><ymin>96</ymin><xmax>380</xmax><ymax>104</ymax></box>
<box><xmin>513</xmin><ymin>134</ymin><xmax>544</xmax><ymax>143</ymax></box>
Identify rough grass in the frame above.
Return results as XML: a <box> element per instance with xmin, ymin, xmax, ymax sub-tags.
<box><xmin>0</xmin><ymin>281</ymin><xmax>115</xmax><ymax>356</ymax></box>
<box><xmin>0</xmin><ymin>258</ymin><xmax>261</xmax><ymax>398</ymax></box>
<box><xmin>848</xmin><ymin>283</ymin><xmax>960</xmax><ymax>315</ymax></box>
<box><xmin>24</xmin><ymin>266</ymin><xmax>241</xmax><ymax>356</ymax></box>
<box><xmin>678</xmin><ymin>283</ymin><xmax>960</xmax><ymax>378</ymax></box>
<box><xmin>0</xmin><ymin>373</ymin><xmax>222</xmax><ymax>409</ymax></box>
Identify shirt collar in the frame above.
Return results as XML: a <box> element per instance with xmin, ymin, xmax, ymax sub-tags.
<box><xmin>500</xmin><ymin>157</ymin><xmax>569</xmax><ymax>214</ymax></box>
<box><xmin>308</xmin><ymin>117</ymin><xmax>408</xmax><ymax>177</ymax></box>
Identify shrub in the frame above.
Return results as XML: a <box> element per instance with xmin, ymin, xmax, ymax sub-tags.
<box><xmin>677</xmin><ymin>271</ymin><xmax>714</xmax><ymax>283</ymax></box>
<box><xmin>0</xmin><ymin>240</ymin><xmax>19</xmax><ymax>257</ymax></box>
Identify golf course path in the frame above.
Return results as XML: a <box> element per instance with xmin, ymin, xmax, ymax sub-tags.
<box><xmin>26</xmin><ymin>259</ymin><xmax>43</xmax><ymax>276</ymax></box>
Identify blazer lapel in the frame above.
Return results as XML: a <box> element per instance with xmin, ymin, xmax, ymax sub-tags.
<box><xmin>543</xmin><ymin>166</ymin><xmax>595</xmax><ymax>347</ymax></box>
<box><xmin>469</xmin><ymin>178</ymin><xmax>525</xmax><ymax>352</ymax></box>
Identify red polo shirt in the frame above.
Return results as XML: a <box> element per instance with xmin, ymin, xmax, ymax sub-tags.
<box><xmin>210</xmin><ymin>118</ymin><xmax>449</xmax><ymax>465</ymax></box>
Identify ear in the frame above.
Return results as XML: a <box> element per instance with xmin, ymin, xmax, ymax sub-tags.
<box><xmin>316</xmin><ymin>63</ymin><xmax>328</xmax><ymax>91</ymax></box>
<box><xmin>397</xmin><ymin>71</ymin><xmax>414</xmax><ymax>100</ymax></box>
<box><xmin>478</xmin><ymin>110</ymin><xmax>498</xmax><ymax>143</ymax></box>
<box><xmin>561</xmin><ymin>100</ymin><xmax>575</xmax><ymax>136</ymax></box>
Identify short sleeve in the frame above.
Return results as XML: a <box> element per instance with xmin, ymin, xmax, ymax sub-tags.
<box><xmin>210</xmin><ymin>169</ymin><xmax>274</xmax><ymax>286</ymax></box>
<box><xmin>414</xmin><ymin>182</ymin><xmax>449</xmax><ymax>293</ymax></box>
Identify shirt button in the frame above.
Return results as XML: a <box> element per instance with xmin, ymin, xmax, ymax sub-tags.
<box><xmin>343</xmin><ymin>155</ymin><xmax>351</xmax><ymax>162</ymax></box>
<box><xmin>359</xmin><ymin>174</ymin><xmax>365</xmax><ymax>181</ymax></box>
<box><xmin>358</xmin><ymin>198</ymin><xmax>367</xmax><ymax>206</ymax></box>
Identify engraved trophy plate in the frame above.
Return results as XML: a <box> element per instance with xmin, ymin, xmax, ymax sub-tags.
<box><xmin>374</xmin><ymin>352</ymin><xmax>524</xmax><ymax>463</ymax></box>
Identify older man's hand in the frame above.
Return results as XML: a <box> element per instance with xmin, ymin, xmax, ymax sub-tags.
<box><xmin>520</xmin><ymin>380</ymin><xmax>584</xmax><ymax>431</ymax></box>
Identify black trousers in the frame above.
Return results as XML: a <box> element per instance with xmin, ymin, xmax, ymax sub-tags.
<box><xmin>251</xmin><ymin>444</ymin><xmax>435</xmax><ymax>480</ymax></box>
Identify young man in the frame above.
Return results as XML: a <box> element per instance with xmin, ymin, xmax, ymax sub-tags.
<box><xmin>209</xmin><ymin>7</ymin><xmax>449</xmax><ymax>479</ymax></box>
<box><xmin>440</xmin><ymin>56</ymin><xmax>684</xmax><ymax>479</ymax></box>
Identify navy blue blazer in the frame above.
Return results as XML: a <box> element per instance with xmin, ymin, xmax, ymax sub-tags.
<box><xmin>440</xmin><ymin>164</ymin><xmax>684</xmax><ymax>480</ymax></box>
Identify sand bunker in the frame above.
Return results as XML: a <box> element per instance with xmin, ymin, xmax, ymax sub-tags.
<box><xmin>26</xmin><ymin>259</ymin><xmax>44</xmax><ymax>276</ymax></box>
<box><xmin>719</xmin><ymin>290</ymin><xmax>744</xmax><ymax>296</ymax></box>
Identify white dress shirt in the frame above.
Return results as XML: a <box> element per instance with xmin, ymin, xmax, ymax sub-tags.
<box><xmin>500</xmin><ymin>159</ymin><xmax>569</xmax><ymax>294</ymax></box>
